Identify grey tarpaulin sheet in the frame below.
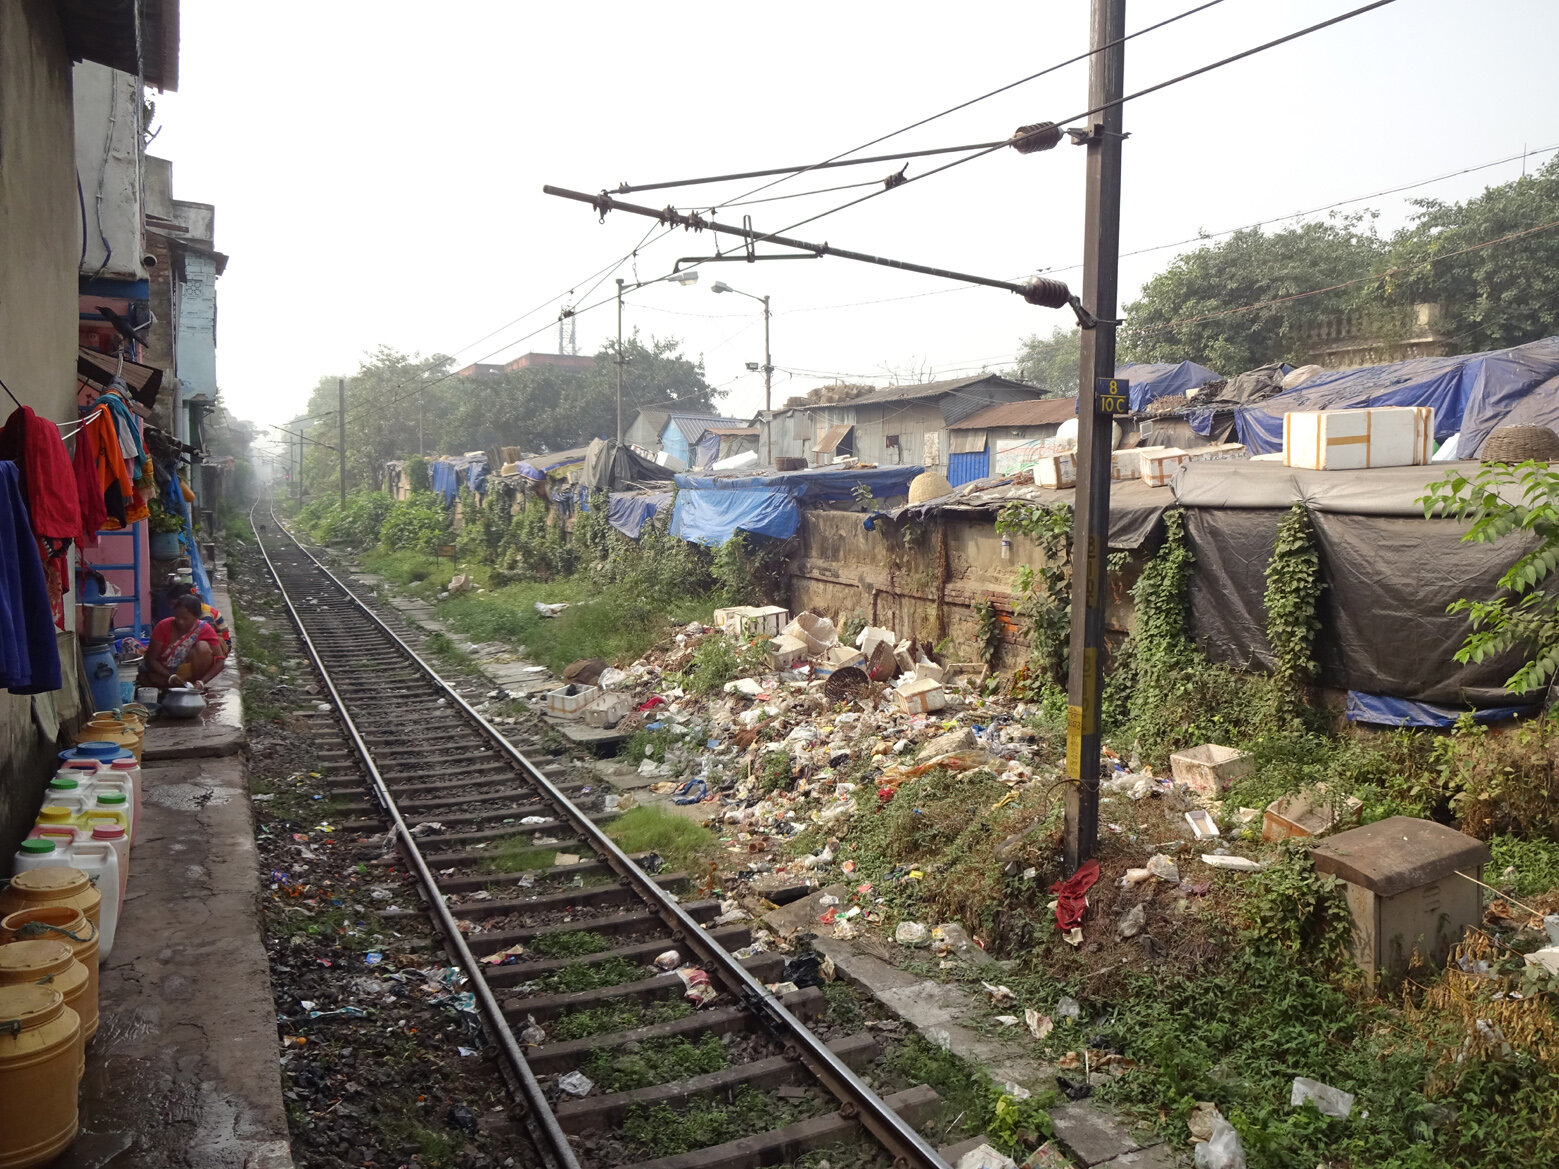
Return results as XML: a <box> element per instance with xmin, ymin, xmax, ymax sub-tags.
<box><xmin>1186</xmin><ymin>508</ymin><xmax>1279</xmax><ymax>672</ymax></box>
<box><xmin>582</xmin><ymin>438</ymin><xmax>678</xmax><ymax>492</ymax></box>
<box><xmin>883</xmin><ymin>475</ymin><xmax>1172</xmax><ymax>550</ymax></box>
<box><xmin>1173</xmin><ymin>460</ymin><xmax>1531</xmax><ymax>705</ymax></box>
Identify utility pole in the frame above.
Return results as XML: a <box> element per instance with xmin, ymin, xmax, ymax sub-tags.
<box><xmin>615</xmin><ymin>278</ymin><xmax>626</xmax><ymax>444</ymax></box>
<box><xmin>419</xmin><ymin>389</ymin><xmax>426</xmax><ymax>457</ymax></box>
<box><xmin>1064</xmin><ymin>0</ymin><xmax>1127</xmax><ymax>875</ymax></box>
<box><xmin>293</xmin><ymin>429</ymin><xmax>302</xmax><ymax>507</ymax></box>
<box><xmin>761</xmin><ymin>295</ymin><xmax>773</xmax><ymax>466</ymax></box>
<box><xmin>338</xmin><ymin>379</ymin><xmax>348</xmax><ymax>507</ymax></box>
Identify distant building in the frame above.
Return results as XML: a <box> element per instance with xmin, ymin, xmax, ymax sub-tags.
<box><xmin>456</xmin><ymin>352</ymin><xmax>595</xmax><ymax>378</ymax></box>
<box><xmin>764</xmin><ymin>374</ymin><xmax>1046</xmax><ymax>472</ymax></box>
<box><xmin>944</xmin><ymin>397</ymin><xmax>1079</xmax><ymax>485</ymax></box>
<box><xmin>455</xmin><ymin>362</ymin><xmax>507</xmax><ymax>378</ymax></box>
<box><xmin>1302</xmin><ymin>304</ymin><xmax>1455</xmax><ymax>367</ymax></box>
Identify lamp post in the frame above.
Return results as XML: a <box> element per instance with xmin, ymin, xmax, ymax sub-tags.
<box><xmin>616</xmin><ymin>269</ymin><xmax>699</xmax><ymax>443</ymax></box>
<box><xmin>710</xmin><ymin>281</ymin><xmax>772</xmax><ymax>465</ymax></box>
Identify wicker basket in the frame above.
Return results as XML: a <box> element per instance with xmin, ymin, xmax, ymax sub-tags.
<box><xmin>1478</xmin><ymin>425</ymin><xmax>1559</xmax><ymax>464</ymax></box>
<box><xmin>907</xmin><ymin>471</ymin><xmax>954</xmax><ymax>504</ymax></box>
<box><xmin>774</xmin><ymin>456</ymin><xmax>808</xmax><ymax>472</ymax></box>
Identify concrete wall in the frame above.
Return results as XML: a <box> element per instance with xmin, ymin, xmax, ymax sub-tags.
<box><xmin>784</xmin><ymin>509</ymin><xmax>1138</xmax><ymax>667</ymax></box>
<box><xmin>73</xmin><ymin>62</ymin><xmax>146</xmax><ymax>281</ymax></box>
<box><xmin>0</xmin><ymin>1</ymin><xmax>80</xmax><ymax>425</ymax></box>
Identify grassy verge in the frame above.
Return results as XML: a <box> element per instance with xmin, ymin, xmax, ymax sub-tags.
<box><xmin>606</xmin><ymin>806</ymin><xmax>724</xmax><ymax>876</ymax></box>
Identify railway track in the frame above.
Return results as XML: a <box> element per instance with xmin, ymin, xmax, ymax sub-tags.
<box><xmin>251</xmin><ymin>502</ymin><xmax>961</xmax><ymax>1169</ymax></box>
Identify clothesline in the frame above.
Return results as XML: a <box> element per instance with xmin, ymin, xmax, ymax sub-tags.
<box><xmin>57</xmin><ymin>405</ymin><xmax>107</xmax><ymax>442</ymax></box>
<box><xmin>0</xmin><ymin>376</ymin><xmax>21</xmax><ymax>410</ymax></box>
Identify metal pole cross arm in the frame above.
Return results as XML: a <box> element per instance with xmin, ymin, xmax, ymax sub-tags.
<box><xmin>542</xmin><ymin>185</ymin><xmax>1095</xmax><ymax>324</ymax></box>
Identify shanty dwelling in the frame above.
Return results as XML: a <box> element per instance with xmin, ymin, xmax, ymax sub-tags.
<box><xmin>764</xmin><ymin>374</ymin><xmax>1046</xmax><ymax>472</ymax></box>
<box><xmin>691</xmin><ymin>423</ymin><xmax>760</xmax><ymax>468</ymax></box>
<box><xmin>944</xmin><ymin>396</ymin><xmax>1081</xmax><ymax>485</ymax></box>
<box><xmin>623</xmin><ymin>405</ymin><xmax>751</xmax><ymax>467</ymax></box>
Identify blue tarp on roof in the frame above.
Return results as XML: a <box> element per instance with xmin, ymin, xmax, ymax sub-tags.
<box><xmin>514</xmin><ymin>448</ymin><xmax>588</xmax><ymax>481</ymax></box>
<box><xmin>671</xmin><ymin>464</ymin><xmax>925</xmax><ymax>545</ymax></box>
<box><xmin>430</xmin><ymin>459</ymin><xmax>459</xmax><ymax>504</ymax></box>
<box><xmin>1231</xmin><ymin>337</ymin><xmax>1559</xmax><ymax>455</ymax></box>
<box><xmin>1116</xmin><ymin>361</ymin><xmax>1223</xmax><ymax>411</ymax></box>
<box><xmin>608</xmin><ymin>491</ymin><xmax>672</xmax><ymax>539</ymax></box>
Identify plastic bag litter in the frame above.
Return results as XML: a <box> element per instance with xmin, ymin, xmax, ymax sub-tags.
<box><xmin>1025</xmin><ymin>1009</ymin><xmax>1053</xmax><ymax>1040</ymax></box>
<box><xmin>1146</xmin><ymin>854</ymin><xmax>1181</xmax><ymax>883</ymax></box>
<box><xmin>534</xmin><ymin>602</ymin><xmax>569</xmax><ymax>618</ymax></box>
<box><xmin>1116</xmin><ymin>903</ymin><xmax>1146</xmax><ymax>939</ymax></box>
<box><xmin>557</xmin><ymin>1071</ymin><xmax>593</xmax><ymax>1096</ymax></box>
<box><xmin>1290</xmin><ymin>1076</ymin><xmax>1354</xmax><ymax>1118</ymax></box>
<box><xmin>1056</xmin><ymin>996</ymin><xmax>1081</xmax><ymax>1022</ymax></box>
<box><xmin>956</xmin><ymin>1144</ymin><xmax>1016</xmax><ymax>1169</ymax></box>
<box><xmin>895</xmin><ymin>921</ymin><xmax>930</xmax><ymax>947</ymax></box>
<box><xmin>1193</xmin><ymin>1118</ymin><xmax>1246</xmax><ymax>1169</ymax></box>
<box><xmin>1188</xmin><ymin>1101</ymin><xmax>1222</xmax><ymax>1143</ymax></box>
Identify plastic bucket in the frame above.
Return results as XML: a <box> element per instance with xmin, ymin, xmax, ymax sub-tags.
<box><xmin>0</xmin><ymin>869</ymin><xmax>101</xmax><ymax>942</ymax></box>
<box><xmin>0</xmin><ymin>984</ymin><xmax>81</xmax><ymax>1167</ymax></box>
<box><xmin>0</xmin><ymin>909</ymin><xmax>98</xmax><ymax>1049</ymax></box>
<box><xmin>0</xmin><ymin>940</ymin><xmax>93</xmax><ymax>1047</ymax></box>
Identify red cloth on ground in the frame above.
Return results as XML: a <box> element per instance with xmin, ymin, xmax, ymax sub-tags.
<box><xmin>1049</xmin><ymin>858</ymin><xmax>1101</xmax><ymax>931</ymax></box>
<box><xmin>0</xmin><ymin>406</ymin><xmax>82</xmax><ymax>541</ymax></box>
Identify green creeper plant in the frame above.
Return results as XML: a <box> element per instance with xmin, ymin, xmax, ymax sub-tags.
<box><xmin>1264</xmin><ymin>503</ymin><xmax>1325</xmax><ymax>698</ymax></box>
<box><xmin>995</xmin><ymin>501</ymin><xmax>1073</xmax><ymax>686</ymax></box>
<box><xmin>1422</xmin><ymin>460</ymin><xmax>1559</xmax><ymax>694</ymax></box>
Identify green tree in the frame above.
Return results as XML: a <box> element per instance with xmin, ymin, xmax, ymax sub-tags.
<box><xmin>1011</xmin><ymin>326</ymin><xmax>1080</xmax><ymax>398</ymax></box>
<box><xmin>1388</xmin><ymin>155</ymin><xmax>1559</xmax><ymax>352</ymax></box>
<box><xmin>1119</xmin><ymin>214</ymin><xmax>1388</xmax><ymax>373</ymax></box>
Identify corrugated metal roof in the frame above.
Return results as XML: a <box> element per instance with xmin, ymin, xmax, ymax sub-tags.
<box><xmin>787</xmin><ymin>374</ymin><xmax>1033</xmax><ymax>411</ymax></box>
<box><xmin>815</xmin><ymin>424</ymin><xmax>854</xmax><ymax>453</ymax></box>
<box><xmin>668</xmin><ymin>413</ymin><xmax>748</xmax><ymax>443</ymax></box>
<box><xmin>949</xmin><ymin>397</ymin><xmax>1078</xmax><ymax>429</ymax></box>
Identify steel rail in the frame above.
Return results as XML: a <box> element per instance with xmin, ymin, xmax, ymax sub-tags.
<box><xmin>257</xmin><ymin>500</ymin><xmax>952</xmax><ymax>1169</ymax></box>
<box><xmin>249</xmin><ymin>500</ymin><xmax>578</xmax><ymax>1169</ymax></box>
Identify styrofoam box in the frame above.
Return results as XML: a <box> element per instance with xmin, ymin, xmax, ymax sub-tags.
<box><xmin>546</xmin><ymin>684</ymin><xmax>601</xmax><ymax>719</ymax></box>
<box><xmin>1283</xmin><ymin>406</ymin><xmax>1433</xmax><ymax>470</ymax></box>
<box><xmin>766</xmin><ymin>634</ymin><xmax>808</xmax><ymax>669</ymax></box>
<box><xmin>894</xmin><ymin>678</ymin><xmax>947</xmax><ymax>715</ymax></box>
<box><xmin>733</xmin><ymin>605</ymin><xmax>789</xmax><ymax>639</ymax></box>
<box><xmin>1250</xmin><ymin>452</ymin><xmax>1286</xmax><ymax>463</ymax></box>
<box><xmin>1141</xmin><ymin>447</ymin><xmax>1191</xmax><ymax>488</ymax></box>
<box><xmin>1035</xmin><ymin>453</ymin><xmax>1077</xmax><ymax>489</ymax></box>
<box><xmin>1113</xmin><ymin>447</ymin><xmax>1162</xmax><ymax>481</ymax></box>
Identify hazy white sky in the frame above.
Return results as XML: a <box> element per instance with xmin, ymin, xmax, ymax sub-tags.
<box><xmin>152</xmin><ymin>0</ymin><xmax>1559</xmax><ymax>441</ymax></box>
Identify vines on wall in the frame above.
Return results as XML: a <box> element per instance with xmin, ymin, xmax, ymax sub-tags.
<box><xmin>1264</xmin><ymin>503</ymin><xmax>1326</xmax><ymax>708</ymax></box>
<box><xmin>995</xmin><ymin>501</ymin><xmax>1074</xmax><ymax>688</ymax></box>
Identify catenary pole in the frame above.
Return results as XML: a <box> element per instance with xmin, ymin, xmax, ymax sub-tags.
<box><xmin>338</xmin><ymin>378</ymin><xmax>347</xmax><ymax>508</ymax></box>
<box><xmin>616</xmin><ymin>278</ymin><xmax>625</xmax><ymax>443</ymax></box>
<box><xmin>762</xmin><ymin>295</ymin><xmax>772</xmax><ymax>465</ymax></box>
<box><xmin>1065</xmin><ymin>0</ymin><xmax>1127</xmax><ymax>874</ymax></box>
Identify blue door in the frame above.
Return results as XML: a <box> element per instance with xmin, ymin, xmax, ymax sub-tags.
<box><xmin>947</xmin><ymin>448</ymin><xmax>989</xmax><ymax>487</ymax></box>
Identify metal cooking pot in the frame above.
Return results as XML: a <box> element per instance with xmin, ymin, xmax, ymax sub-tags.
<box><xmin>160</xmin><ymin>689</ymin><xmax>207</xmax><ymax>718</ymax></box>
<box><xmin>77</xmin><ymin>604</ymin><xmax>117</xmax><ymax>641</ymax></box>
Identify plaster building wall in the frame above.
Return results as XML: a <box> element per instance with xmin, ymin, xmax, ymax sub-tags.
<box><xmin>0</xmin><ymin>1</ymin><xmax>90</xmax><ymax>869</ymax></box>
<box><xmin>73</xmin><ymin>62</ymin><xmax>146</xmax><ymax>282</ymax></box>
<box><xmin>0</xmin><ymin>2</ymin><xmax>81</xmax><ymax>424</ymax></box>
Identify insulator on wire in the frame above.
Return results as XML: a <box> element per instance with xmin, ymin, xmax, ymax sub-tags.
<box><xmin>1011</xmin><ymin>122</ymin><xmax>1063</xmax><ymax>154</ymax></box>
<box><xmin>1020</xmin><ymin>276</ymin><xmax>1072</xmax><ymax>309</ymax></box>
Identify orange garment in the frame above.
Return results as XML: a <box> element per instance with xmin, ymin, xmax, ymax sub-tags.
<box><xmin>80</xmin><ymin>410</ymin><xmax>136</xmax><ymax>529</ymax></box>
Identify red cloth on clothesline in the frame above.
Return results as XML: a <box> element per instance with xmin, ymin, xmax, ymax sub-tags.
<box><xmin>0</xmin><ymin>406</ymin><xmax>82</xmax><ymax>541</ymax></box>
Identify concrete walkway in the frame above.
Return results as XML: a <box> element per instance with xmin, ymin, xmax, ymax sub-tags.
<box><xmin>59</xmin><ymin>560</ymin><xmax>294</xmax><ymax>1168</ymax></box>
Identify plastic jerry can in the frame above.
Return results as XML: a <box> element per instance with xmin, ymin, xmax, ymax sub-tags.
<box><xmin>90</xmin><ymin>826</ymin><xmax>129</xmax><ymax>915</ymax></box>
<box><xmin>42</xmin><ymin>776</ymin><xmax>95</xmax><ymax>818</ymax></box>
<box><xmin>94</xmin><ymin>789</ymin><xmax>134</xmax><ymax>845</ymax></box>
<box><xmin>106</xmin><ymin>758</ymin><xmax>141</xmax><ymax>829</ymax></box>
<box><xmin>11</xmin><ymin>839</ymin><xmax>69</xmax><ymax>878</ymax></box>
<box><xmin>59</xmin><ymin>845</ymin><xmax>118</xmax><ymax>959</ymax></box>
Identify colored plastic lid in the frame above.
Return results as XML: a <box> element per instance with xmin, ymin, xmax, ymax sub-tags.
<box><xmin>75</xmin><ymin>741</ymin><xmax>120</xmax><ymax>758</ymax></box>
<box><xmin>36</xmin><ymin>807</ymin><xmax>73</xmax><ymax>823</ymax></box>
<box><xmin>91</xmin><ymin>826</ymin><xmax>125</xmax><ymax>840</ymax></box>
<box><xmin>20</xmin><ymin>839</ymin><xmax>55</xmax><ymax>855</ymax></box>
<box><xmin>49</xmin><ymin>777</ymin><xmax>80</xmax><ymax>791</ymax></box>
<box><xmin>109</xmin><ymin>760</ymin><xmax>136</xmax><ymax>770</ymax></box>
<box><xmin>97</xmin><ymin>792</ymin><xmax>126</xmax><ymax>806</ymax></box>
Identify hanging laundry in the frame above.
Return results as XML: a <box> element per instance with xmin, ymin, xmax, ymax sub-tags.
<box><xmin>0</xmin><ymin>461</ymin><xmax>62</xmax><ymax>694</ymax></box>
<box><xmin>72</xmin><ymin>413</ymin><xmax>107</xmax><ymax>546</ymax></box>
<box><xmin>78</xmin><ymin>406</ymin><xmax>137</xmax><ymax>528</ymax></box>
<box><xmin>0</xmin><ymin>405</ymin><xmax>83</xmax><ymax>541</ymax></box>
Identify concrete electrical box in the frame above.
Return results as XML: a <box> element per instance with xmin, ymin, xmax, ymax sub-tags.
<box><xmin>1310</xmin><ymin>816</ymin><xmax>1491</xmax><ymax>981</ymax></box>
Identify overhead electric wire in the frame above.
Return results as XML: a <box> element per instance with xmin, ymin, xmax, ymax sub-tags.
<box><xmin>619</xmin><ymin>0</ymin><xmax>1230</xmax><ymax>202</ymax></box>
<box><xmin>753</xmin><ymin>0</ymin><xmax>1403</xmax><ymax>245</ymax></box>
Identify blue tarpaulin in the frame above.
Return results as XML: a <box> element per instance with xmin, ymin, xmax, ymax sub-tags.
<box><xmin>1116</xmin><ymin>361</ymin><xmax>1223</xmax><ymax>411</ymax></box>
<box><xmin>430</xmin><ymin>459</ymin><xmax>459</xmax><ymax>504</ymax></box>
<box><xmin>515</xmin><ymin>447</ymin><xmax>588</xmax><ymax>482</ymax></box>
<box><xmin>608</xmin><ymin>491</ymin><xmax>672</xmax><ymax>539</ymax></box>
<box><xmin>1232</xmin><ymin>337</ymin><xmax>1559</xmax><ymax>455</ymax></box>
<box><xmin>671</xmin><ymin>464</ymin><xmax>925</xmax><ymax>545</ymax></box>
<box><xmin>1345</xmin><ymin>691</ymin><xmax>1538</xmax><ymax>727</ymax></box>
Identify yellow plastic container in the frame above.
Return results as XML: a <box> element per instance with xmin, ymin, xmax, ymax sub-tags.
<box><xmin>0</xmin><ymin>909</ymin><xmax>98</xmax><ymax>1046</ymax></box>
<box><xmin>0</xmin><ymin>869</ymin><xmax>101</xmax><ymax>938</ymax></box>
<box><xmin>0</xmin><ymin>939</ymin><xmax>92</xmax><ymax>1051</ymax></box>
<box><xmin>81</xmin><ymin>714</ymin><xmax>142</xmax><ymax>763</ymax></box>
<box><xmin>0</xmin><ymin>984</ymin><xmax>81</xmax><ymax>1168</ymax></box>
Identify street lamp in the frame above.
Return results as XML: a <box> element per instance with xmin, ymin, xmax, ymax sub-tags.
<box><xmin>615</xmin><ymin>268</ymin><xmax>700</xmax><ymax>442</ymax></box>
<box><xmin>710</xmin><ymin>281</ymin><xmax>772</xmax><ymax>465</ymax></box>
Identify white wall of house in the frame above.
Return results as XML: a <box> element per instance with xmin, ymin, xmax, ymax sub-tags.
<box><xmin>73</xmin><ymin>62</ymin><xmax>145</xmax><ymax>281</ymax></box>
